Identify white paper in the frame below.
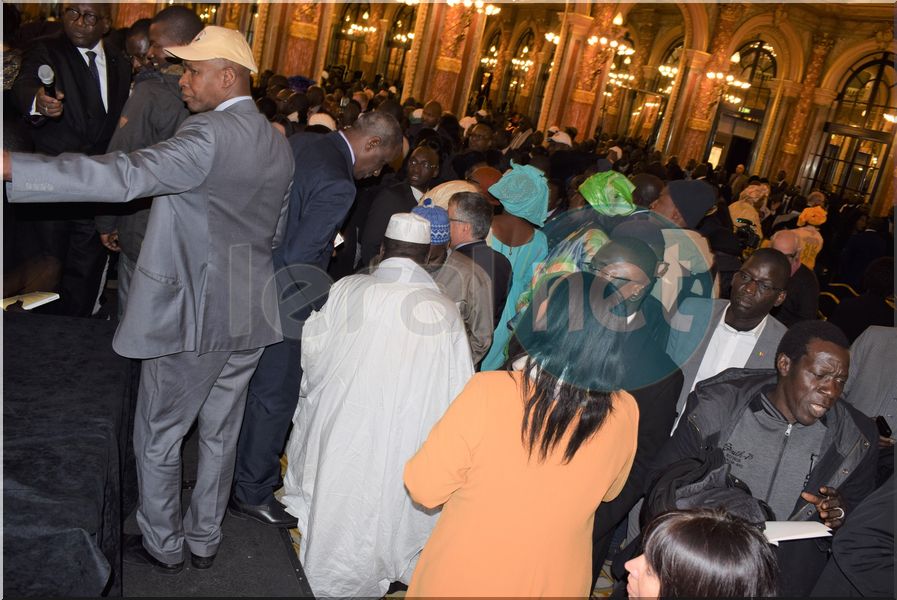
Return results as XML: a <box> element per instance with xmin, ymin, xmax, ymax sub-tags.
<box><xmin>764</xmin><ymin>521</ymin><xmax>832</xmax><ymax>546</ymax></box>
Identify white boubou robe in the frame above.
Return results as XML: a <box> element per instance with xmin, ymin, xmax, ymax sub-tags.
<box><xmin>281</xmin><ymin>257</ymin><xmax>474</xmax><ymax>598</ymax></box>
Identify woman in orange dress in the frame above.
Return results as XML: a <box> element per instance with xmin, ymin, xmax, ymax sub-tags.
<box><xmin>404</xmin><ymin>272</ymin><xmax>639</xmax><ymax>597</ymax></box>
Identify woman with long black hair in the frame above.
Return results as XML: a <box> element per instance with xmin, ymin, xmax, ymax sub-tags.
<box><xmin>404</xmin><ymin>272</ymin><xmax>639</xmax><ymax>596</ymax></box>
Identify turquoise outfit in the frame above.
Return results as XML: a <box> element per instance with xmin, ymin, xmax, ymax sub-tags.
<box><xmin>480</xmin><ymin>228</ymin><xmax>549</xmax><ymax>370</ymax></box>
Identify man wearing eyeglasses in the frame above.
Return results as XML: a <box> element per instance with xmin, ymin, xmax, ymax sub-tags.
<box><xmin>11</xmin><ymin>3</ymin><xmax>131</xmax><ymax>316</ymax></box>
<box><xmin>667</xmin><ymin>248</ymin><xmax>791</xmax><ymax>429</ymax></box>
<box><xmin>359</xmin><ymin>144</ymin><xmax>441</xmax><ymax>267</ymax></box>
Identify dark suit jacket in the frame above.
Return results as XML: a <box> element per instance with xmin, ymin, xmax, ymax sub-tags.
<box><xmin>455</xmin><ymin>240</ymin><xmax>511</xmax><ymax>326</ymax></box>
<box><xmin>668</xmin><ymin>298</ymin><xmax>787</xmax><ymax>418</ymax></box>
<box><xmin>359</xmin><ymin>181</ymin><xmax>417</xmax><ymax>267</ymax></box>
<box><xmin>13</xmin><ymin>33</ymin><xmax>130</xmax><ymax>157</ymax></box>
<box><xmin>275</xmin><ymin>131</ymin><xmax>356</xmax><ymax>337</ymax></box>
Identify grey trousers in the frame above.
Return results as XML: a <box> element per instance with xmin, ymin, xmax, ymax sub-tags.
<box><xmin>134</xmin><ymin>346</ymin><xmax>264</xmax><ymax>563</ymax></box>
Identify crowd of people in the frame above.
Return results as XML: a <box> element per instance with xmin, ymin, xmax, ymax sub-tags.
<box><xmin>3</xmin><ymin>4</ymin><xmax>895</xmax><ymax>598</ymax></box>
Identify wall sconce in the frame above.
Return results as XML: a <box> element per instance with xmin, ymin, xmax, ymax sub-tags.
<box><xmin>545</xmin><ymin>32</ymin><xmax>560</xmax><ymax>45</ymax></box>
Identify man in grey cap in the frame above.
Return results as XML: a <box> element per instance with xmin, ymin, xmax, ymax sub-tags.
<box><xmin>4</xmin><ymin>26</ymin><xmax>294</xmax><ymax>574</ymax></box>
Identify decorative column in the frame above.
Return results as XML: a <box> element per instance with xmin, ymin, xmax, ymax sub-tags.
<box><xmin>222</xmin><ymin>3</ymin><xmax>243</xmax><ymax>30</ymax></box>
<box><xmin>281</xmin><ymin>3</ymin><xmax>323</xmax><ymax>78</ymax></box>
<box><xmin>427</xmin><ymin>4</ymin><xmax>475</xmax><ymax>109</ymax></box>
<box><xmin>537</xmin><ymin>9</ymin><xmax>573</xmax><ymax>131</ymax></box>
<box><xmin>113</xmin><ymin>3</ymin><xmax>155</xmax><ymax>28</ymax></box>
<box><xmin>250</xmin><ymin>1</ymin><xmax>270</xmax><ymax>70</ymax></box>
<box><xmin>778</xmin><ymin>32</ymin><xmax>835</xmax><ymax>177</ymax></box>
<box><xmin>662</xmin><ymin>49</ymin><xmax>710</xmax><ymax>155</ymax></box>
<box><xmin>402</xmin><ymin>2</ymin><xmax>430</xmax><ymax>102</ymax></box>
<box><xmin>561</xmin><ymin>7</ymin><xmax>611</xmax><ymax>136</ymax></box>
<box><xmin>677</xmin><ymin>4</ymin><xmax>744</xmax><ymax>162</ymax></box>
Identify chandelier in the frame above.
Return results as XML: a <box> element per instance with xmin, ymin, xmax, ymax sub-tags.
<box><xmin>342</xmin><ymin>10</ymin><xmax>376</xmax><ymax>36</ymax></box>
<box><xmin>544</xmin><ymin>32</ymin><xmax>560</xmax><ymax>45</ymax></box>
<box><xmin>446</xmin><ymin>0</ymin><xmax>500</xmax><ymax>16</ymax></box>
<box><xmin>706</xmin><ymin>72</ymin><xmax>751</xmax><ymax>89</ymax></box>
<box><xmin>480</xmin><ymin>44</ymin><xmax>498</xmax><ymax>69</ymax></box>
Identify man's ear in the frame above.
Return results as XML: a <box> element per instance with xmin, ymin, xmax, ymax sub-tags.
<box><xmin>366</xmin><ymin>135</ymin><xmax>382</xmax><ymax>151</ymax></box>
<box><xmin>776</xmin><ymin>352</ymin><xmax>790</xmax><ymax>377</ymax></box>
<box><xmin>221</xmin><ymin>65</ymin><xmax>237</xmax><ymax>89</ymax></box>
<box><xmin>773</xmin><ymin>289</ymin><xmax>787</xmax><ymax>307</ymax></box>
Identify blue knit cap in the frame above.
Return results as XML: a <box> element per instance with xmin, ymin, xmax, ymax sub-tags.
<box><xmin>488</xmin><ymin>161</ymin><xmax>549</xmax><ymax>226</ymax></box>
<box><xmin>411</xmin><ymin>203</ymin><xmax>451</xmax><ymax>245</ymax></box>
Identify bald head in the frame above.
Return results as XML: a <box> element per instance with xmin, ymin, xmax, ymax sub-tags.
<box><xmin>770</xmin><ymin>230</ymin><xmax>802</xmax><ymax>275</ymax></box>
<box><xmin>422</xmin><ymin>100</ymin><xmax>442</xmax><ymax>128</ymax></box>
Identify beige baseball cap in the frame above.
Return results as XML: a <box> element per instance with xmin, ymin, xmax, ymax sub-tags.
<box><xmin>165</xmin><ymin>26</ymin><xmax>258</xmax><ymax>74</ymax></box>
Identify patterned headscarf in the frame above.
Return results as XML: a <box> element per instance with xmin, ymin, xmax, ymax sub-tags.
<box><xmin>798</xmin><ymin>206</ymin><xmax>827</xmax><ymax>227</ymax></box>
<box><xmin>578</xmin><ymin>171</ymin><xmax>636</xmax><ymax>216</ymax></box>
<box><xmin>488</xmin><ymin>162</ymin><xmax>549</xmax><ymax>226</ymax></box>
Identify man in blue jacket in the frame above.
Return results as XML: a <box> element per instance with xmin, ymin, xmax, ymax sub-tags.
<box><xmin>230</xmin><ymin>111</ymin><xmax>403</xmax><ymax>526</ymax></box>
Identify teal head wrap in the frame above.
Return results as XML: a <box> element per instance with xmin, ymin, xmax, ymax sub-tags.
<box><xmin>488</xmin><ymin>162</ymin><xmax>549</xmax><ymax>226</ymax></box>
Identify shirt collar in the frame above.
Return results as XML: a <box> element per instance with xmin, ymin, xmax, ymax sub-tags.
<box><xmin>77</xmin><ymin>40</ymin><xmax>105</xmax><ymax>62</ymax></box>
<box><xmin>721</xmin><ymin>303</ymin><xmax>768</xmax><ymax>338</ymax></box>
<box><xmin>215</xmin><ymin>96</ymin><xmax>252</xmax><ymax>111</ymax></box>
<box><xmin>338</xmin><ymin>130</ymin><xmax>356</xmax><ymax>165</ymax></box>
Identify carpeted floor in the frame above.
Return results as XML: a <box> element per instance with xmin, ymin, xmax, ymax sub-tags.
<box><xmin>122</xmin><ymin>427</ymin><xmax>312</xmax><ymax>597</ymax></box>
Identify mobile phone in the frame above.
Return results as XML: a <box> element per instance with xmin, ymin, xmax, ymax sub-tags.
<box><xmin>876</xmin><ymin>415</ymin><xmax>892</xmax><ymax>438</ymax></box>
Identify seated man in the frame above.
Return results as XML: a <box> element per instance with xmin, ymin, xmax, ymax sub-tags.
<box><xmin>651</xmin><ymin>320</ymin><xmax>878</xmax><ymax>597</ymax></box>
<box><xmin>667</xmin><ymin>248</ymin><xmax>791</xmax><ymax>425</ymax></box>
<box><xmin>280</xmin><ymin>213</ymin><xmax>474</xmax><ymax>597</ymax></box>
<box><xmin>769</xmin><ymin>229</ymin><xmax>819</xmax><ymax>327</ymax></box>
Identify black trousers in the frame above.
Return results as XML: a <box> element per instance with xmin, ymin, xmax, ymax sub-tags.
<box><xmin>232</xmin><ymin>336</ymin><xmax>302</xmax><ymax>505</ymax></box>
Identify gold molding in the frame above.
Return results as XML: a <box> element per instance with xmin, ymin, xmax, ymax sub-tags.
<box><xmin>290</xmin><ymin>21</ymin><xmax>317</xmax><ymax>40</ymax></box>
<box><xmin>435</xmin><ymin>56</ymin><xmax>463</xmax><ymax>74</ymax></box>
<box><xmin>687</xmin><ymin>117</ymin><xmax>712</xmax><ymax>132</ymax></box>
<box><xmin>571</xmin><ymin>89</ymin><xmax>596</xmax><ymax>104</ymax></box>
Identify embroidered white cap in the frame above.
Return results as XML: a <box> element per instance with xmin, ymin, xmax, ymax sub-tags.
<box><xmin>384</xmin><ymin>213</ymin><xmax>431</xmax><ymax>244</ymax></box>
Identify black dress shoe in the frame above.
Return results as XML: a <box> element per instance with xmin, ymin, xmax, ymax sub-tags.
<box><xmin>123</xmin><ymin>534</ymin><xmax>184</xmax><ymax>575</ymax></box>
<box><xmin>228</xmin><ymin>497</ymin><xmax>298</xmax><ymax>528</ymax></box>
<box><xmin>190</xmin><ymin>552</ymin><xmax>216</xmax><ymax>570</ymax></box>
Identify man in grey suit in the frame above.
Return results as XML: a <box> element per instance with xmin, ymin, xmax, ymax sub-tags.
<box><xmin>5</xmin><ymin>26</ymin><xmax>294</xmax><ymax>574</ymax></box>
<box><xmin>667</xmin><ymin>248</ymin><xmax>791</xmax><ymax>429</ymax></box>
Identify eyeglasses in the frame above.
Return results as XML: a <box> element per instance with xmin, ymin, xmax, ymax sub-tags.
<box><xmin>448</xmin><ymin>218</ymin><xmax>468</xmax><ymax>224</ymax></box>
<box><xmin>408</xmin><ymin>158</ymin><xmax>436</xmax><ymax>170</ymax></box>
<box><xmin>733</xmin><ymin>270</ymin><xmax>784</xmax><ymax>294</ymax></box>
<box><xmin>64</xmin><ymin>7</ymin><xmax>101</xmax><ymax>26</ymax></box>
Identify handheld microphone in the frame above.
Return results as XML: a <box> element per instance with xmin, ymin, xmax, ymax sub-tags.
<box><xmin>38</xmin><ymin>65</ymin><xmax>57</xmax><ymax>99</ymax></box>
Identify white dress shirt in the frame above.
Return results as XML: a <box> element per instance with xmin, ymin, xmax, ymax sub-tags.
<box><xmin>691</xmin><ymin>304</ymin><xmax>768</xmax><ymax>391</ymax></box>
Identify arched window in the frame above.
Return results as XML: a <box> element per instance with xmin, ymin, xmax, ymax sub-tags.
<box><xmin>502</xmin><ymin>29</ymin><xmax>535</xmax><ymax>113</ymax></box>
<box><xmin>328</xmin><ymin>2</ymin><xmax>373</xmax><ymax>80</ymax></box>
<box><xmin>470</xmin><ymin>29</ymin><xmax>502</xmax><ymax>112</ymax></box>
<box><xmin>810</xmin><ymin>52</ymin><xmax>896</xmax><ymax>205</ymax></box>
<box><xmin>833</xmin><ymin>53</ymin><xmax>895</xmax><ymax>131</ymax></box>
<box><xmin>654</xmin><ymin>38</ymin><xmax>683</xmax><ymax>95</ymax></box>
<box><xmin>383</xmin><ymin>4</ymin><xmax>417</xmax><ymax>87</ymax></box>
<box><xmin>707</xmin><ymin>39</ymin><xmax>777</xmax><ymax>172</ymax></box>
<box><xmin>730</xmin><ymin>40</ymin><xmax>777</xmax><ymax>123</ymax></box>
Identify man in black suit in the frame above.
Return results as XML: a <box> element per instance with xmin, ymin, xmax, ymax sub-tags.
<box><xmin>359</xmin><ymin>144</ymin><xmax>440</xmax><ymax>267</ymax></box>
<box><xmin>230</xmin><ymin>112</ymin><xmax>403</xmax><ymax>527</ymax></box>
<box><xmin>12</xmin><ymin>2</ymin><xmax>131</xmax><ymax>316</ymax></box>
<box><xmin>448</xmin><ymin>191</ymin><xmax>511</xmax><ymax>326</ymax></box>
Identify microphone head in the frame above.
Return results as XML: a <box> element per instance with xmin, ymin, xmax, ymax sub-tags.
<box><xmin>38</xmin><ymin>64</ymin><xmax>55</xmax><ymax>86</ymax></box>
